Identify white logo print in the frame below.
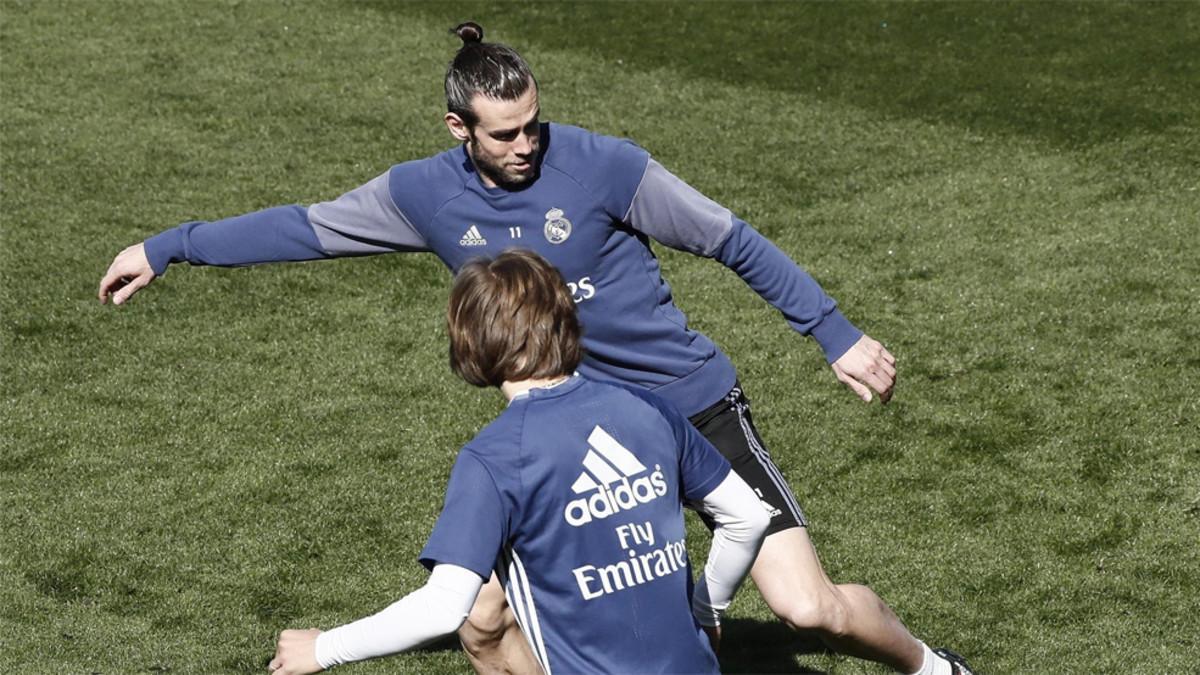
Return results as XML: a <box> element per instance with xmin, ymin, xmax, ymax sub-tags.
<box><xmin>563</xmin><ymin>426</ymin><xmax>668</xmax><ymax>527</ymax></box>
<box><xmin>567</xmin><ymin>276</ymin><xmax>595</xmax><ymax>303</ymax></box>
<box><xmin>459</xmin><ymin>225</ymin><xmax>487</xmax><ymax>247</ymax></box>
<box><xmin>543</xmin><ymin>208</ymin><xmax>572</xmax><ymax>244</ymax></box>
<box><xmin>754</xmin><ymin>488</ymin><xmax>783</xmax><ymax>518</ymax></box>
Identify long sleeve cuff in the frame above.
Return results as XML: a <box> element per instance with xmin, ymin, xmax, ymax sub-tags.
<box><xmin>809</xmin><ymin>308</ymin><xmax>863</xmax><ymax>364</ymax></box>
<box><xmin>143</xmin><ymin>226</ymin><xmax>187</xmax><ymax>276</ymax></box>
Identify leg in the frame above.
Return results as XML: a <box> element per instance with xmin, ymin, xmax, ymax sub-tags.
<box><xmin>689</xmin><ymin>386</ymin><xmax>927</xmax><ymax>673</ymax></box>
<box><xmin>751</xmin><ymin>527</ymin><xmax>924</xmax><ymax>672</ymax></box>
<box><xmin>458</xmin><ymin>573</ymin><xmax>542</xmax><ymax>675</ymax></box>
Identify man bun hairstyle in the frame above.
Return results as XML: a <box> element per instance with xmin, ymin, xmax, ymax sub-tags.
<box><xmin>448</xmin><ymin>249</ymin><xmax>583</xmax><ymax>388</ymax></box>
<box><xmin>452</xmin><ymin>21</ymin><xmax>483</xmax><ymax>44</ymax></box>
<box><xmin>446</xmin><ymin>22</ymin><xmax>537</xmax><ymax>127</ymax></box>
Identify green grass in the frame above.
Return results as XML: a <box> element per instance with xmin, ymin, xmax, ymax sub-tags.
<box><xmin>3</xmin><ymin>1</ymin><xmax>1198</xmax><ymax>672</ymax></box>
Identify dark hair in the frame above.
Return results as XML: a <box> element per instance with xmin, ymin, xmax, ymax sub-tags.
<box><xmin>445</xmin><ymin>22</ymin><xmax>537</xmax><ymax>127</ymax></box>
<box><xmin>447</xmin><ymin>249</ymin><xmax>583</xmax><ymax>388</ymax></box>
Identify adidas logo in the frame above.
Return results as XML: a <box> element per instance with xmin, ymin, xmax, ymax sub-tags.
<box><xmin>459</xmin><ymin>225</ymin><xmax>487</xmax><ymax>247</ymax></box>
<box><xmin>563</xmin><ymin>426</ymin><xmax>667</xmax><ymax>527</ymax></box>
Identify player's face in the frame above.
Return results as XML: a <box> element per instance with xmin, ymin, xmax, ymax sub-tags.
<box><xmin>462</xmin><ymin>85</ymin><xmax>541</xmax><ymax>189</ymax></box>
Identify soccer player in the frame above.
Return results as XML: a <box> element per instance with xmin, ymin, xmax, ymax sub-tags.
<box><xmin>101</xmin><ymin>22</ymin><xmax>973</xmax><ymax>675</ymax></box>
<box><xmin>266</xmin><ymin>250</ymin><xmax>769</xmax><ymax>675</ymax></box>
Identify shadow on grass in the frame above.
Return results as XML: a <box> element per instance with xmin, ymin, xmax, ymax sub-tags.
<box><xmin>411</xmin><ymin>632</ymin><xmax>466</xmax><ymax>654</ymax></box>
<box><xmin>404</xmin><ymin>619</ymin><xmax>828</xmax><ymax>673</ymax></box>
<box><xmin>720</xmin><ymin>617</ymin><xmax>829</xmax><ymax>673</ymax></box>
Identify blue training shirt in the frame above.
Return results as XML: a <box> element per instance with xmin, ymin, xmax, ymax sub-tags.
<box><xmin>418</xmin><ymin>375</ymin><xmax>731</xmax><ymax>674</ymax></box>
<box><xmin>143</xmin><ymin>123</ymin><xmax>862</xmax><ymax>415</ymax></box>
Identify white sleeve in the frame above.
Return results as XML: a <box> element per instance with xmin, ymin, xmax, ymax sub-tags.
<box><xmin>314</xmin><ymin>564</ymin><xmax>484</xmax><ymax>669</ymax></box>
<box><xmin>691</xmin><ymin>473</ymin><xmax>771</xmax><ymax>628</ymax></box>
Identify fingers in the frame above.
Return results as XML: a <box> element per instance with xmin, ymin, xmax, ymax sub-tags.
<box><xmin>99</xmin><ymin>243</ymin><xmax>153</xmax><ymax>305</ymax></box>
<box><xmin>875</xmin><ymin>374</ymin><xmax>895</xmax><ymax>404</ymax></box>
<box><xmin>99</xmin><ymin>270</ymin><xmax>150</xmax><ymax>306</ymax></box>
<box><xmin>863</xmin><ymin>355</ymin><xmax>896</xmax><ymax>402</ymax></box>
<box><xmin>833</xmin><ymin>363</ymin><xmax>874</xmax><ymax>403</ymax></box>
<box><xmin>97</xmin><ymin>265</ymin><xmax>124</xmax><ymax>303</ymax></box>
<box><xmin>268</xmin><ymin>647</ymin><xmax>292</xmax><ymax>674</ymax></box>
<box><xmin>859</xmin><ymin>338</ymin><xmax>896</xmax><ymax>371</ymax></box>
<box><xmin>110</xmin><ymin>271</ymin><xmax>152</xmax><ymax>306</ymax></box>
<box><xmin>879</xmin><ymin>344</ymin><xmax>896</xmax><ymax>366</ymax></box>
<box><xmin>875</xmin><ymin>349</ymin><xmax>897</xmax><ymax>379</ymax></box>
<box><xmin>269</xmin><ymin>633</ymin><xmax>288</xmax><ymax>674</ymax></box>
<box><xmin>270</xmin><ymin>629</ymin><xmax>322</xmax><ymax>675</ymax></box>
<box><xmin>871</xmin><ymin>345</ymin><xmax>897</xmax><ymax>403</ymax></box>
<box><xmin>831</xmin><ymin>335</ymin><xmax>900</xmax><ymax>404</ymax></box>
<box><xmin>865</xmin><ymin>371</ymin><xmax>892</xmax><ymax>401</ymax></box>
<box><xmin>857</xmin><ymin>359</ymin><xmax>895</xmax><ymax>404</ymax></box>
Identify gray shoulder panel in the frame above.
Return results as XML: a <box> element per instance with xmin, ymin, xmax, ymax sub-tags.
<box><xmin>307</xmin><ymin>171</ymin><xmax>428</xmax><ymax>255</ymax></box>
<box><xmin>625</xmin><ymin>159</ymin><xmax>733</xmax><ymax>257</ymax></box>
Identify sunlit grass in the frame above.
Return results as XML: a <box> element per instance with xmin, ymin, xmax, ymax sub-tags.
<box><xmin>3</xmin><ymin>2</ymin><xmax>1197</xmax><ymax>672</ymax></box>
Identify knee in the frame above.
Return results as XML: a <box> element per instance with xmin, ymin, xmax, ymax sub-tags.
<box><xmin>773</xmin><ymin>586</ymin><xmax>852</xmax><ymax>639</ymax></box>
<box><xmin>459</xmin><ymin>596</ymin><xmax>513</xmax><ymax>652</ymax></box>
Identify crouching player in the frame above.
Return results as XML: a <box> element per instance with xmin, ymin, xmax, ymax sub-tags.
<box><xmin>268</xmin><ymin>250</ymin><xmax>770</xmax><ymax>675</ymax></box>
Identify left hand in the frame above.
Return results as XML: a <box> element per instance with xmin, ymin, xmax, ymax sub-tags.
<box><xmin>98</xmin><ymin>242</ymin><xmax>156</xmax><ymax>306</ymax></box>
<box><xmin>268</xmin><ymin>628</ymin><xmax>323</xmax><ymax>675</ymax></box>
<box><xmin>831</xmin><ymin>334</ymin><xmax>896</xmax><ymax>404</ymax></box>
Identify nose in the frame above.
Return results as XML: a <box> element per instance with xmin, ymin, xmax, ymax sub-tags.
<box><xmin>514</xmin><ymin>131</ymin><xmax>534</xmax><ymax>157</ymax></box>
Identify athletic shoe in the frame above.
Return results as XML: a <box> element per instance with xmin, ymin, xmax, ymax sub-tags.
<box><xmin>933</xmin><ymin>647</ymin><xmax>977</xmax><ymax>675</ymax></box>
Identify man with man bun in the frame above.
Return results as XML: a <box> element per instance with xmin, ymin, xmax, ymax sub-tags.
<box><xmin>101</xmin><ymin>21</ymin><xmax>973</xmax><ymax>675</ymax></box>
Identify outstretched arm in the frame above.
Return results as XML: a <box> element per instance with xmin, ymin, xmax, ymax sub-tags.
<box><xmin>268</xmin><ymin>564</ymin><xmax>483</xmax><ymax>675</ymax></box>
<box><xmin>98</xmin><ymin>171</ymin><xmax>428</xmax><ymax>305</ymax></box>
<box><xmin>716</xmin><ymin>222</ymin><xmax>897</xmax><ymax>403</ymax></box>
<box><xmin>272</xmin><ymin>451</ymin><xmax>509</xmax><ymax>674</ymax></box>
<box><xmin>624</xmin><ymin>158</ymin><xmax>896</xmax><ymax>402</ymax></box>
<box><xmin>97</xmin><ymin>204</ymin><xmax>323</xmax><ymax>305</ymax></box>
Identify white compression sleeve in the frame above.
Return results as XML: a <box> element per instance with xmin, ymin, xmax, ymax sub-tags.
<box><xmin>691</xmin><ymin>473</ymin><xmax>771</xmax><ymax>627</ymax></box>
<box><xmin>314</xmin><ymin>564</ymin><xmax>484</xmax><ymax>669</ymax></box>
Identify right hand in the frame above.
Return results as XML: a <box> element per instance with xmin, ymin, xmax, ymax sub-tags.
<box><xmin>830</xmin><ymin>334</ymin><xmax>897</xmax><ymax>404</ymax></box>
<box><xmin>98</xmin><ymin>242</ymin><xmax>155</xmax><ymax>305</ymax></box>
<box><xmin>269</xmin><ymin>628</ymin><xmax>323</xmax><ymax>675</ymax></box>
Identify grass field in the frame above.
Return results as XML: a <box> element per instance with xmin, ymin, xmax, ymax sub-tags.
<box><xmin>2</xmin><ymin>1</ymin><xmax>1198</xmax><ymax>673</ymax></box>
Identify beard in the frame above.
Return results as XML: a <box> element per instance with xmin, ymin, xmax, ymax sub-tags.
<box><xmin>468</xmin><ymin>140</ymin><xmax>538</xmax><ymax>190</ymax></box>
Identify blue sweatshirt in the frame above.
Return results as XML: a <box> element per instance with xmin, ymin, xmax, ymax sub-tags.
<box><xmin>421</xmin><ymin>375</ymin><xmax>731</xmax><ymax>674</ymax></box>
<box><xmin>144</xmin><ymin>123</ymin><xmax>861</xmax><ymax>415</ymax></box>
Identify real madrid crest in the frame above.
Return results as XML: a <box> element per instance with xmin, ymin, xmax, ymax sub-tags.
<box><xmin>543</xmin><ymin>208</ymin><xmax>572</xmax><ymax>244</ymax></box>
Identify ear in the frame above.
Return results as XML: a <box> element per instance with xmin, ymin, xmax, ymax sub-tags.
<box><xmin>445</xmin><ymin>113</ymin><xmax>472</xmax><ymax>143</ymax></box>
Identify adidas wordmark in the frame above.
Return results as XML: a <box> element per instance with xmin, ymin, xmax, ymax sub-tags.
<box><xmin>459</xmin><ymin>225</ymin><xmax>487</xmax><ymax>246</ymax></box>
<box><xmin>563</xmin><ymin>426</ymin><xmax>668</xmax><ymax>527</ymax></box>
